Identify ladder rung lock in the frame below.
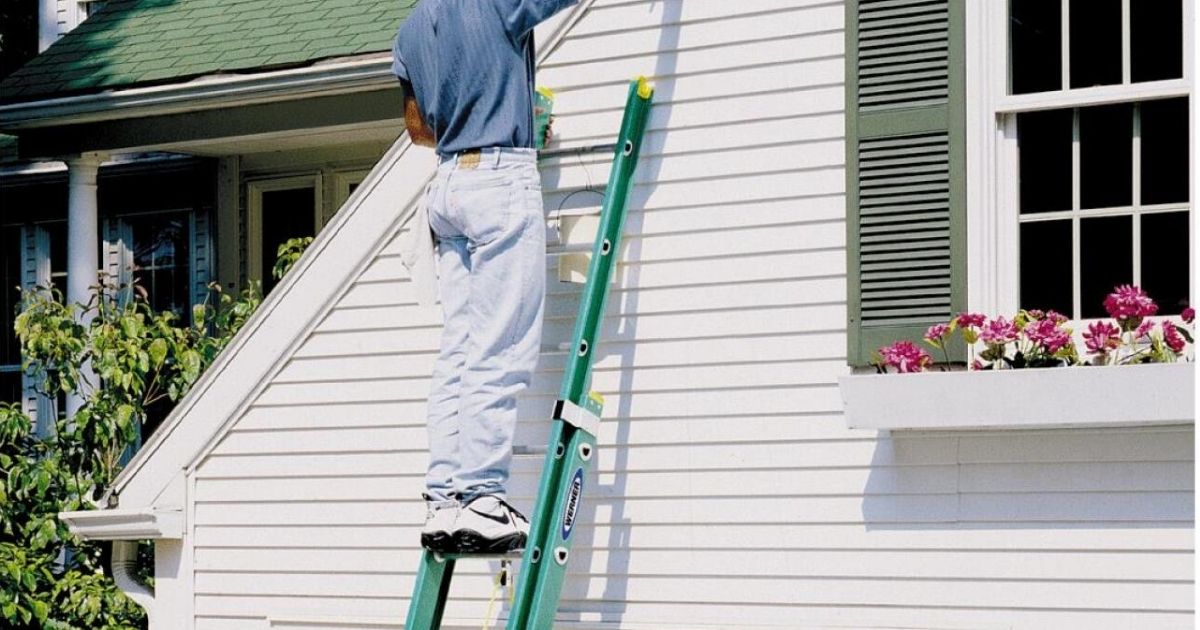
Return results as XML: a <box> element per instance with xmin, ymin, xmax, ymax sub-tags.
<box><xmin>553</xmin><ymin>399</ymin><xmax>601</xmax><ymax>437</ymax></box>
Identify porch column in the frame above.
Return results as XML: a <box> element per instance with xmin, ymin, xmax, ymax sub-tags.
<box><xmin>65</xmin><ymin>153</ymin><xmax>105</xmax><ymax>417</ymax></box>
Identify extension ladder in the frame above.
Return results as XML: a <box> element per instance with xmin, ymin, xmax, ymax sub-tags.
<box><xmin>405</xmin><ymin>76</ymin><xmax>654</xmax><ymax>630</ymax></box>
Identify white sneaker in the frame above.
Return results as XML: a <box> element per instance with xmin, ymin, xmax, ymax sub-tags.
<box><xmin>420</xmin><ymin>494</ymin><xmax>459</xmax><ymax>553</ymax></box>
<box><xmin>453</xmin><ymin>495</ymin><xmax>530</xmax><ymax>554</ymax></box>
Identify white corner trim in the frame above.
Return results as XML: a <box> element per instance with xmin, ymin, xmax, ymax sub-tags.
<box><xmin>839</xmin><ymin>362</ymin><xmax>1195</xmax><ymax>431</ymax></box>
<box><xmin>58</xmin><ymin>507</ymin><xmax>183</xmax><ymax>540</ymax></box>
<box><xmin>0</xmin><ymin>54</ymin><xmax>394</xmax><ymax>130</ymax></box>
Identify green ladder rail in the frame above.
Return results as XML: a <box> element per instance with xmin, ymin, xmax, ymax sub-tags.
<box><xmin>406</xmin><ymin>76</ymin><xmax>654</xmax><ymax>630</ymax></box>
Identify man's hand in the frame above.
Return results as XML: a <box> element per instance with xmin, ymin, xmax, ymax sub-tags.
<box><xmin>543</xmin><ymin>115</ymin><xmax>556</xmax><ymax>146</ymax></box>
<box><xmin>405</xmin><ymin>95</ymin><xmax>436</xmax><ymax>148</ymax></box>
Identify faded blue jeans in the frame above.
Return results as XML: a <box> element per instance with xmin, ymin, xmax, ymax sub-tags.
<box><xmin>422</xmin><ymin>147</ymin><xmax>545</xmax><ymax>504</ymax></box>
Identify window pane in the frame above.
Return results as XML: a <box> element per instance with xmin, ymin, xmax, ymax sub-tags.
<box><xmin>2</xmin><ymin>226</ymin><xmax>21</xmax><ymax>367</ymax></box>
<box><xmin>129</xmin><ymin>213</ymin><xmax>191</xmax><ymax>319</ymax></box>
<box><xmin>1018</xmin><ymin>109</ymin><xmax>1073</xmax><ymax>213</ymax></box>
<box><xmin>1020</xmin><ymin>220</ymin><xmax>1073</xmax><ymax>315</ymax></box>
<box><xmin>1141</xmin><ymin>211</ymin><xmax>1190</xmax><ymax>314</ymax></box>
<box><xmin>260</xmin><ymin>187</ymin><xmax>316</xmax><ymax>295</ymax></box>
<box><xmin>1010</xmin><ymin>0</ymin><xmax>1062</xmax><ymax>94</ymax></box>
<box><xmin>46</xmin><ymin>222</ymin><xmax>66</xmax><ymax>277</ymax></box>
<box><xmin>1081</xmin><ymin>215</ymin><xmax>1133</xmax><ymax>318</ymax></box>
<box><xmin>1080</xmin><ymin>104</ymin><xmax>1133</xmax><ymax>209</ymax></box>
<box><xmin>1141</xmin><ymin>98</ymin><xmax>1189</xmax><ymax>205</ymax></box>
<box><xmin>1069</xmin><ymin>0</ymin><xmax>1122</xmax><ymax>89</ymax></box>
<box><xmin>0</xmin><ymin>371</ymin><xmax>21</xmax><ymax>404</ymax></box>
<box><xmin>1131</xmin><ymin>0</ymin><xmax>1183</xmax><ymax>82</ymax></box>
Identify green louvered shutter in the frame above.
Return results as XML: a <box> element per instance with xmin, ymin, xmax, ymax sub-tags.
<box><xmin>845</xmin><ymin>0</ymin><xmax>967</xmax><ymax>366</ymax></box>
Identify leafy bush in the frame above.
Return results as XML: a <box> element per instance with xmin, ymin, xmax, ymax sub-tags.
<box><xmin>1</xmin><ymin>276</ymin><xmax>262</xmax><ymax>629</ymax></box>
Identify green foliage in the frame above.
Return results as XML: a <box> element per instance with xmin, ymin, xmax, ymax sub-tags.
<box><xmin>272</xmin><ymin>236</ymin><xmax>313</xmax><ymax>281</ymax></box>
<box><xmin>1</xmin><ymin>275</ymin><xmax>262</xmax><ymax>629</ymax></box>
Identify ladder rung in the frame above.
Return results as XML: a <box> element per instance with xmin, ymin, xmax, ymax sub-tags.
<box><xmin>537</xmin><ymin>143</ymin><xmax>616</xmax><ymax>160</ymax></box>
<box><xmin>512</xmin><ymin>445</ymin><xmax>549</xmax><ymax>456</ymax></box>
<box><xmin>546</xmin><ymin>242</ymin><xmax>593</xmax><ymax>256</ymax></box>
<box><xmin>437</xmin><ymin>550</ymin><xmax>523</xmax><ymax>561</ymax></box>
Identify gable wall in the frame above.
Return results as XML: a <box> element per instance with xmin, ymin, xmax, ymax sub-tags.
<box><xmin>189</xmin><ymin>1</ymin><xmax>1194</xmax><ymax>628</ymax></box>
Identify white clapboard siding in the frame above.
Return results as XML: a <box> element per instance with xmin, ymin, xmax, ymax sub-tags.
<box><xmin>190</xmin><ymin>1</ymin><xmax>1194</xmax><ymax>629</ymax></box>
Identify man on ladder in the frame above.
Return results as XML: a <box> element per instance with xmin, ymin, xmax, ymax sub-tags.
<box><xmin>391</xmin><ymin>0</ymin><xmax>579</xmax><ymax>556</ymax></box>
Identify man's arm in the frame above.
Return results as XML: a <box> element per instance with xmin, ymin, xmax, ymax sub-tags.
<box><xmin>498</xmin><ymin>0</ymin><xmax>579</xmax><ymax>40</ymax></box>
<box><xmin>404</xmin><ymin>95</ymin><xmax>436</xmax><ymax>148</ymax></box>
<box><xmin>400</xmin><ymin>79</ymin><xmax>436</xmax><ymax>148</ymax></box>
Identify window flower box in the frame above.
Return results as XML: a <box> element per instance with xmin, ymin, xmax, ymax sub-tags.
<box><xmin>839</xmin><ymin>362</ymin><xmax>1194</xmax><ymax>431</ymax></box>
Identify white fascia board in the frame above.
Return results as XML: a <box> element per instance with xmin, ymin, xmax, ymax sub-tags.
<box><xmin>840</xmin><ymin>362</ymin><xmax>1195</xmax><ymax>431</ymax></box>
<box><xmin>0</xmin><ymin>54</ymin><xmax>395</xmax><ymax>131</ymax></box>
<box><xmin>58</xmin><ymin>507</ymin><xmax>183</xmax><ymax>540</ymax></box>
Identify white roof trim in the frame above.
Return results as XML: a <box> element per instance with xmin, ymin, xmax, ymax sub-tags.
<box><xmin>59</xmin><ymin>507</ymin><xmax>183</xmax><ymax>540</ymax></box>
<box><xmin>0</xmin><ymin>54</ymin><xmax>395</xmax><ymax>130</ymax></box>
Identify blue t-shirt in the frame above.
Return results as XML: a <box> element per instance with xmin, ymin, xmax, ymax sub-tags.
<box><xmin>391</xmin><ymin>0</ymin><xmax>578</xmax><ymax>157</ymax></box>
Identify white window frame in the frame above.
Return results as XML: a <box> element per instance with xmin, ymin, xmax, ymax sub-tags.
<box><xmin>967</xmin><ymin>0</ymin><xmax>1195</xmax><ymax>319</ymax></box>
<box><xmin>333</xmin><ymin>169</ymin><xmax>370</xmax><ymax>210</ymax></box>
<box><xmin>246</xmin><ymin>174</ymin><xmax>323</xmax><ymax>287</ymax></box>
<box><xmin>66</xmin><ymin>0</ymin><xmax>102</xmax><ymax>31</ymax></box>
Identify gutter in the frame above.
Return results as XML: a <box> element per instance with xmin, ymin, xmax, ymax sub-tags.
<box><xmin>0</xmin><ymin>53</ymin><xmax>396</xmax><ymax>131</ymax></box>
<box><xmin>58</xmin><ymin>507</ymin><xmax>180</xmax><ymax>625</ymax></box>
<box><xmin>58</xmin><ymin>507</ymin><xmax>183</xmax><ymax>539</ymax></box>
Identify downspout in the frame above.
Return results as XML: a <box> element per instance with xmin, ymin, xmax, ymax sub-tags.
<box><xmin>111</xmin><ymin>540</ymin><xmax>155</xmax><ymax>625</ymax></box>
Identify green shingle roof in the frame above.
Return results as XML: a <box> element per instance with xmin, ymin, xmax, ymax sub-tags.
<box><xmin>0</xmin><ymin>0</ymin><xmax>417</xmax><ymax>104</ymax></box>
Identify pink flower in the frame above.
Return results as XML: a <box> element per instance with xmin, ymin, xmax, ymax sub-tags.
<box><xmin>1045</xmin><ymin>310</ymin><xmax>1069</xmax><ymax>324</ymax></box>
<box><xmin>1083</xmin><ymin>321</ymin><xmax>1121</xmax><ymax>354</ymax></box>
<box><xmin>924</xmin><ymin>323</ymin><xmax>950</xmax><ymax>343</ymax></box>
<box><xmin>1182</xmin><ymin>307</ymin><xmax>1195</xmax><ymax>324</ymax></box>
<box><xmin>955</xmin><ymin>312</ymin><xmax>987</xmax><ymax>329</ymax></box>
<box><xmin>1162</xmin><ymin>321</ymin><xmax>1187</xmax><ymax>353</ymax></box>
<box><xmin>1104</xmin><ymin>285</ymin><xmax>1158</xmax><ymax>321</ymax></box>
<box><xmin>980</xmin><ymin>317</ymin><xmax>1019</xmax><ymax>345</ymax></box>
<box><xmin>971</xmin><ymin>359</ymin><xmax>985</xmax><ymax>371</ymax></box>
<box><xmin>878</xmin><ymin>341</ymin><xmax>932</xmax><ymax>373</ymax></box>
<box><xmin>1024</xmin><ymin>319</ymin><xmax>1072</xmax><ymax>353</ymax></box>
<box><xmin>1026</xmin><ymin>309</ymin><xmax>1045</xmax><ymax>320</ymax></box>
<box><xmin>1134</xmin><ymin>319</ymin><xmax>1155</xmax><ymax>340</ymax></box>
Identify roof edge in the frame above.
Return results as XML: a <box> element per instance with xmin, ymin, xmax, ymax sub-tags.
<box><xmin>58</xmin><ymin>507</ymin><xmax>183</xmax><ymax>540</ymax></box>
<box><xmin>0</xmin><ymin>53</ymin><xmax>394</xmax><ymax>132</ymax></box>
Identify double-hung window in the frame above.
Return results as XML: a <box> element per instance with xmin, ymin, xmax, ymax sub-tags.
<box><xmin>1001</xmin><ymin>0</ymin><xmax>1192</xmax><ymax>320</ymax></box>
<box><xmin>844</xmin><ymin>0</ymin><xmax>1192</xmax><ymax>365</ymax></box>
